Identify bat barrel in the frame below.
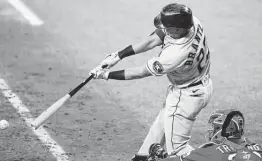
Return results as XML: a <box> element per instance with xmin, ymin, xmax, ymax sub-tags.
<box><xmin>32</xmin><ymin>94</ymin><xmax>71</xmax><ymax>129</ymax></box>
<box><xmin>32</xmin><ymin>72</ymin><xmax>99</xmax><ymax>130</ymax></box>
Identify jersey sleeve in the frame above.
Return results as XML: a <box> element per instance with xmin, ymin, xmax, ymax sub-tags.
<box><xmin>146</xmin><ymin>46</ymin><xmax>188</xmax><ymax>76</ymax></box>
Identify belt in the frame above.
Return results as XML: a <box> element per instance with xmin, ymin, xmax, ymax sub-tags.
<box><xmin>181</xmin><ymin>80</ymin><xmax>203</xmax><ymax>89</ymax></box>
<box><xmin>180</xmin><ymin>74</ymin><xmax>210</xmax><ymax>89</ymax></box>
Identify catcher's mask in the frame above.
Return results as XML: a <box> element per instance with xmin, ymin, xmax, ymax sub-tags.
<box><xmin>154</xmin><ymin>3</ymin><xmax>193</xmax><ymax>29</ymax></box>
<box><xmin>205</xmin><ymin>109</ymin><xmax>245</xmax><ymax>143</ymax></box>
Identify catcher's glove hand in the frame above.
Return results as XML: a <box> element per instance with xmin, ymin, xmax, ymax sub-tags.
<box><xmin>148</xmin><ymin>143</ymin><xmax>168</xmax><ymax>161</ymax></box>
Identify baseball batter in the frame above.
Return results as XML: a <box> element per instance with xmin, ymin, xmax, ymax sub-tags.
<box><xmin>89</xmin><ymin>3</ymin><xmax>213</xmax><ymax>160</ymax></box>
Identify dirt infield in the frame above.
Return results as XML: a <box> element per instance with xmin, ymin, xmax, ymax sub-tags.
<box><xmin>0</xmin><ymin>0</ymin><xmax>261</xmax><ymax>160</ymax></box>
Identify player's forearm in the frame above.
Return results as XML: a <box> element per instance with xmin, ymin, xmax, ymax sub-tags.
<box><xmin>107</xmin><ymin>66</ymin><xmax>152</xmax><ymax>80</ymax></box>
<box><xmin>118</xmin><ymin>35</ymin><xmax>162</xmax><ymax>59</ymax></box>
<box><xmin>132</xmin><ymin>38</ymin><xmax>159</xmax><ymax>54</ymax></box>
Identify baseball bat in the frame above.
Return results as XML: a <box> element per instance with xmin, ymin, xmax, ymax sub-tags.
<box><xmin>32</xmin><ymin>65</ymin><xmax>107</xmax><ymax>130</ymax></box>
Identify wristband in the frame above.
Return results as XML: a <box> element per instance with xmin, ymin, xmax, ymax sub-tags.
<box><xmin>118</xmin><ymin>45</ymin><xmax>135</xmax><ymax>59</ymax></box>
<box><xmin>108</xmin><ymin>70</ymin><xmax>125</xmax><ymax>80</ymax></box>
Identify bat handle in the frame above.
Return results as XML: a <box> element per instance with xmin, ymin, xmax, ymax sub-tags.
<box><xmin>68</xmin><ymin>75</ymin><xmax>93</xmax><ymax>97</ymax></box>
<box><xmin>68</xmin><ymin>64</ymin><xmax>108</xmax><ymax>97</ymax></box>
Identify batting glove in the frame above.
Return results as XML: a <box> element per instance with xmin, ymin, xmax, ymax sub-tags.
<box><xmin>100</xmin><ymin>52</ymin><xmax>121</xmax><ymax>69</ymax></box>
<box><xmin>89</xmin><ymin>66</ymin><xmax>109</xmax><ymax>80</ymax></box>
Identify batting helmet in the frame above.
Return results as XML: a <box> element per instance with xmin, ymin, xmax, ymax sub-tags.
<box><xmin>154</xmin><ymin>3</ymin><xmax>193</xmax><ymax>29</ymax></box>
<box><xmin>205</xmin><ymin>109</ymin><xmax>245</xmax><ymax>143</ymax></box>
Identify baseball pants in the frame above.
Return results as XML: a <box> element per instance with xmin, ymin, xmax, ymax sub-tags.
<box><xmin>137</xmin><ymin>76</ymin><xmax>213</xmax><ymax>156</ymax></box>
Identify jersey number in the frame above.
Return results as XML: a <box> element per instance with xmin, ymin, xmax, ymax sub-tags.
<box><xmin>196</xmin><ymin>36</ymin><xmax>210</xmax><ymax>73</ymax></box>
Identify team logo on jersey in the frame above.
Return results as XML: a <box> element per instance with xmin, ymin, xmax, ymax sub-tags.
<box><xmin>153</xmin><ymin>61</ymin><xmax>164</xmax><ymax>74</ymax></box>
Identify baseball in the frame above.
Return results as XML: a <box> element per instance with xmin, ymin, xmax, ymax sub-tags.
<box><xmin>0</xmin><ymin>120</ymin><xmax>9</xmax><ymax>130</ymax></box>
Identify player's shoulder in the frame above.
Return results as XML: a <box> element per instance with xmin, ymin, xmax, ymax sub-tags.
<box><xmin>244</xmin><ymin>137</ymin><xmax>260</xmax><ymax>145</ymax></box>
<box><xmin>235</xmin><ymin>138</ymin><xmax>262</xmax><ymax>161</ymax></box>
<box><xmin>193</xmin><ymin>16</ymin><xmax>201</xmax><ymax>25</ymax></box>
<box><xmin>160</xmin><ymin>43</ymin><xmax>183</xmax><ymax>54</ymax></box>
<box><xmin>198</xmin><ymin>137</ymin><xmax>229</xmax><ymax>148</ymax></box>
<box><xmin>192</xmin><ymin>16</ymin><xmax>205</xmax><ymax>34</ymax></box>
<box><xmin>243</xmin><ymin>137</ymin><xmax>262</xmax><ymax>151</ymax></box>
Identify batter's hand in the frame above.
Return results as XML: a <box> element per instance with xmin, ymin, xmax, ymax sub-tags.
<box><xmin>89</xmin><ymin>66</ymin><xmax>109</xmax><ymax>80</ymax></box>
<box><xmin>100</xmin><ymin>52</ymin><xmax>121</xmax><ymax>69</ymax></box>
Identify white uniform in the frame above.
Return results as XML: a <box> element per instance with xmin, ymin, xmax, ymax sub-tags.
<box><xmin>138</xmin><ymin>17</ymin><xmax>213</xmax><ymax>156</ymax></box>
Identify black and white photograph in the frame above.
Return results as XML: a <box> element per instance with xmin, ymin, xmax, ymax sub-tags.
<box><xmin>0</xmin><ymin>0</ymin><xmax>261</xmax><ymax>161</ymax></box>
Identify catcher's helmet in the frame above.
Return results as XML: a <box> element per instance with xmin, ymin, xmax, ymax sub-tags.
<box><xmin>154</xmin><ymin>3</ymin><xmax>193</xmax><ymax>29</ymax></box>
<box><xmin>205</xmin><ymin>109</ymin><xmax>245</xmax><ymax>143</ymax></box>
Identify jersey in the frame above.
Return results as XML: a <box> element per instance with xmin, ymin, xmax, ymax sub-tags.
<box><xmin>164</xmin><ymin>138</ymin><xmax>262</xmax><ymax>161</ymax></box>
<box><xmin>146</xmin><ymin>17</ymin><xmax>210</xmax><ymax>88</ymax></box>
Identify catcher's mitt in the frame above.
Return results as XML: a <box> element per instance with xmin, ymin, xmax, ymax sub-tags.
<box><xmin>147</xmin><ymin>143</ymin><xmax>168</xmax><ymax>161</ymax></box>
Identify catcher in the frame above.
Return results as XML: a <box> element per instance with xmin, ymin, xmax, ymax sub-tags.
<box><xmin>148</xmin><ymin>109</ymin><xmax>262</xmax><ymax>161</ymax></box>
